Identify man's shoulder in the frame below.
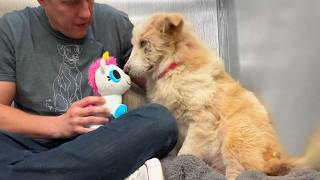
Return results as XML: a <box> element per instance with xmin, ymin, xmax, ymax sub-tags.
<box><xmin>94</xmin><ymin>3</ymin><xmax>130</xmax><ymax>22</ymax></box>
<box><xmin>0</xmin><ymin>6</ymin><xmax>42</xmax><ymax>30</ymax></box>
<box><xmin>92</xmin><ymin>3</ymin><xmax>133</xmax><ymax>39</ymax></box>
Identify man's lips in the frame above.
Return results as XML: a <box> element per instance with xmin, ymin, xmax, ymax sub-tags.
<box><xmin>75</xmin><ymin>22</ymin><xmax>89</xmax><ymax>28</ymax></box>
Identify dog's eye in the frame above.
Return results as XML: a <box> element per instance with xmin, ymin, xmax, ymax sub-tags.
<box><xmin>139</xmin><ymin>40</ymin><xmax>147</xmax><ymax>48</ymax></box>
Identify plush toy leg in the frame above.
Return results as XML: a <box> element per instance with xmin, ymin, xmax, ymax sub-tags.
<box><xmin>113</xmin><ymin>104</ymin><xmax>128</xmax><ymax>118</ymax></box>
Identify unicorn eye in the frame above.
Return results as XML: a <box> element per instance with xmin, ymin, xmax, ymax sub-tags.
<box><xmin>108</xmin><ymin>69</ymin><xmax>121</xmax><ymax>83</ymax></box>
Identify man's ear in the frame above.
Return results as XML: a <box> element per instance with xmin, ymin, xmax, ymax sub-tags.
<box><xmin>37</xmin><ymin>0</ymin><xmax>47</xmax><ymax>7</ymax></box>
<box><xmin>160</xmin><ymin>13</ymin><xmax>184</xmax><ymax>36</ymax></box>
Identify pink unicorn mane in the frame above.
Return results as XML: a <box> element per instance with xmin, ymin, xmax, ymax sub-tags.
<box><xmin>88</xmin><ymin>56</ymin><xmax>117</xmax><ymax>95</ymax></box>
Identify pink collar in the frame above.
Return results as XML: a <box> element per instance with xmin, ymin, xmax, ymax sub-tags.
<box><xmin>158</xmin><ymin>62</ymin><xmax>178</xmax><ymax>79</ymax></box>
<box><xmin>157</xmin><ymin>42</ymin><xmax>193</xmax><ymax>79</ymax></box>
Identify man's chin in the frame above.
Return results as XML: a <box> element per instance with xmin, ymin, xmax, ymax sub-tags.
<box><xmin>66</xmin><ymin>31</ymin><xmax>88</xmax><ymax>40</ymax></box>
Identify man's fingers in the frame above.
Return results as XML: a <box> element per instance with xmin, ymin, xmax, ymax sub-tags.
<box><xmin>78</xmin><ymin>106</ymin><xmax>110</xmax><ymax>117</ymax></box>
<box><xmin>75</xmin><ymin>126</ymin><xmax>94</xmax><ymax>134</ymax></box>
<box><xmin>79</xmin><ymin>116</ymin><xmax>109</xmax><ymax>127</ymax></box>
<box><xmin>72</xmin><ymin>96</ymin><xmax>105</xmax><ymax>108</ymax></box>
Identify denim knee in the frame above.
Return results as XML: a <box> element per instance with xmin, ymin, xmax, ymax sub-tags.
<box><xmin>138</xmin><ymin>103</ymin><xmax>178</xmax><ymax>157</ymax></box>
<box><xmin>139</xmin><ymin>103</ymin><xmax>177</xmax><ymax>131</ymax></box>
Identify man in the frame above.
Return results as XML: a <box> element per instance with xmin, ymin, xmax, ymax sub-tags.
<box><xmin>0</xmin><ymin>0</ymin><xmax>178</xmax><ymax>179</ymax></box>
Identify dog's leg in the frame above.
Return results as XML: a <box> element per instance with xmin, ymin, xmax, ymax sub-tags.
<box><xmin>221</xmin><ymin>137</ymin><xmax>247</xmax><ymax>180</ymax></box>
<box><xmin>177</xmin><ymin>122</ymin><xmax>199</xmax><ymax>156</ymax></box>
<box><xmin>178</xmin><ymin>121</ymin><xmax>218</xmax><ymax>159</ymax></box>
<box><xmin>223</xmin><ymin>156</ymin><xmax>244</xmax><ymax>180</ymax></box>
<box><xmin>220</xmin><ymin>121</ymin><xmax>268</xmax><ymax>180</ymax></box>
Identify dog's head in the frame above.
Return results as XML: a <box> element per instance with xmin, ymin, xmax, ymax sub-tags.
<box><xmin>124</xmin><ymin>13</ymin><xmax>185</xmax><ymax>78</ymax></box>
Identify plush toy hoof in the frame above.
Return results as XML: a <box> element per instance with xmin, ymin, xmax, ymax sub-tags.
<box><xmin>114</xmin><ymin>104</ymin><xmax>128</xmax><ymax>118</ymax></box>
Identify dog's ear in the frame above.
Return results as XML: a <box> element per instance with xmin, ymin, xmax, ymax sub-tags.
<box><xmin>160</xmin><ymin>13</ymin><xmax>184</xmax><ymax>36</ymax></box>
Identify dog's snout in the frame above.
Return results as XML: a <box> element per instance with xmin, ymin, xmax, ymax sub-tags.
<box><xmin>123</xmin><ymin>65</ymin><xmax>130</xmax><ymax>75</ymax></box>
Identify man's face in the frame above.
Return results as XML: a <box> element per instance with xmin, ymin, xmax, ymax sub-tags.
<box><xmin>39</xmin><ymin>0</ymin><xmax>94</xmax><ymax>39</ymax></box>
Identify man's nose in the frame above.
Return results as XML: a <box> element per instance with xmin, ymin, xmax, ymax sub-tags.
<box><xmin>78</xmin><ymin>0</ymin><xmax>92</xmax><ymax>19</ymax></box>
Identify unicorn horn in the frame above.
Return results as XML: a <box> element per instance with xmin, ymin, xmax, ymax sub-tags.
<box><xmin>102</xmin><ymin>51</ymin><xmax>110</xmax><ymax>61</ymax></box>
<box><xmin>100</xmin><ymin>52</ymin><xmax>109</xmax><ymax>74</ymax></box>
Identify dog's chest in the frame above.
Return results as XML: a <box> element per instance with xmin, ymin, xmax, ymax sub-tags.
<box><xmin>148</xmin><ymin>75</ymin><xmax>214</xmax><ymax>110</ymax></box>
<box><xmin>148</xmin><ymin>84</ymin><xmax>194</xmax><ymax>130</ymax></box>
<box><xmin>148</xmin><ymin>80</ymin><xmax>193</xmax><ymax>139</ymax></box>
<box><xmin>148</xmin><ymin>81</ymin><xmax>182</xmax><ymax>110</ymax></box>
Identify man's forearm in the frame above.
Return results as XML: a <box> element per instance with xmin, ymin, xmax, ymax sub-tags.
<box><xmin>0</xmin><ymin>104</ymin><xmax>59</xmax><ymax>139</ymax></box>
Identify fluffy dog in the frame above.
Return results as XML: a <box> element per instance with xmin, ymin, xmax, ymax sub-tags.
<box><xmin>124</xmin><ymin>13</ymin><xmax>320</xmax><ymax>180</ymax></box>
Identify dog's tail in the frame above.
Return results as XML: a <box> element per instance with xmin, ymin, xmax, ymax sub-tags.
<box><xmin>294</xmin><ymin>128</ymin><xmax>320</xmax><ymax>170</ymax></box>
<box><xmin>265</xmin><ymin>127</ymin><xmax>320</xmax><ymax>176</ymax></box>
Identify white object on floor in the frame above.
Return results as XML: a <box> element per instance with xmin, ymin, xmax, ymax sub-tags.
<box><xmin>125</xmin><ymin>158</ymin><xmax>164</xmax><ymax>180</ymax></box>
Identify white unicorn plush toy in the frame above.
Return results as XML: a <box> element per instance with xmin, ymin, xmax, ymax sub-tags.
<box><xmin>88</xmin><ymin>52</ymin><xmax>131</xmax><ymax>128</ymax></box>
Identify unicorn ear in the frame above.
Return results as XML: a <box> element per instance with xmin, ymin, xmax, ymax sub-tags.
<box><xmin>99</xmin><ymin>58</ymin><xmax>106</xmax><ymax>74</ymax></box>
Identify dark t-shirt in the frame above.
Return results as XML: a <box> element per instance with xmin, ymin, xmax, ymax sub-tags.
<box><xmin>0</xmin><ymin>3</ymin><xmax>133</xmax><ymax>115</ymax></box>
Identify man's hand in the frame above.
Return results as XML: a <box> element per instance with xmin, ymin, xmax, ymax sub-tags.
<box><xmin>54</xmin><ymin>96</ymin><xmax>110</xmax><ymax>138</ymax></box>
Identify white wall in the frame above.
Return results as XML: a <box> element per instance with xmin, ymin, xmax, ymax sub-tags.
<box><xmin>228</xmin><ymin>0</ymin><xmax>320</xmax><ymax>155</ymax></box>
<box><xmin>0</xmin><ymin>0</ymin><xmax>38</xmax><ymax>15</ymax></box>
<box><xmin>0</xmin><ymin>0</ymin><xmax>219</xmax><ymax>51</ymax></box>
<box><xmin>97</xmin><ymin>0</ymin><xmax>219</xmax><ymax>51</ymax></box>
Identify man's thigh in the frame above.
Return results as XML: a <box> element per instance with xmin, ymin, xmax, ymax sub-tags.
<box><xmin>0</xmin><ymin>131</ymin><xmax>45</xmax><ymax>165</ymax></box>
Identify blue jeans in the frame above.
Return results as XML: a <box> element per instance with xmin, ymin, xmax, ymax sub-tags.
<box><xmin>0</xmin><ymin>103</ymin><xmax>178</xmax><ymax>180</ymax></box>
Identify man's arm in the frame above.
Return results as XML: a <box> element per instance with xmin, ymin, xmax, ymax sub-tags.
<box><xmin>0</xmin><ymin>81</ymin><xmax>109</xmax><ymax>139</ymax></box>
<box><xmin>0</xmin><ymin>81</ymin><xmax>59</xmax><ymax>138</ymax></box>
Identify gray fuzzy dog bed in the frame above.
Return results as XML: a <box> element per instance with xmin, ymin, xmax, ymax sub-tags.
<box><xmin>161</xmin><ymin>155</ymin><xmax>320</xmax><ymax>180</ymax></box>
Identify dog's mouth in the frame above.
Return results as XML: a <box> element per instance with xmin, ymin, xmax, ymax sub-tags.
<box><xmin>126</xmin><ymin>80</ymin><xmax>131</xmax><ymax>86</ymax></box>
<box><xmin>146</xmin><ymin>65</ymin><xmax>154</xmax><ymax>72</ymax></box>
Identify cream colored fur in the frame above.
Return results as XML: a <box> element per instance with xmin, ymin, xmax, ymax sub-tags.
<box><xmin>124</xmin><ymin>13</ymin><xmax>320</xmax><ymax>180</ymax></box>
<box><xmin>122</xmin><ymin>83</ymin><xmax>147</xmax><ymax>111</ymax></box>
